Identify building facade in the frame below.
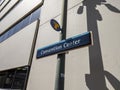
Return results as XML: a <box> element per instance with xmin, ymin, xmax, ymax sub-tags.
<box><xmin>0</xmin><ymin>0</ymin><xmax>120</xmax><ymax>90</ymax></box>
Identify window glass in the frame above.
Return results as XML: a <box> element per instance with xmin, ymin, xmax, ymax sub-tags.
<box><xmin>4</xmin><ymin>69</ymin><xmax>15</xmax><ymax>88</ymax></box>
<box><xmin>0</xmin><ymin>67</ymin><xmax>29</xmax><ymax>90</ymax></box>
<box><xmin>12</xmin><ymin>68</ymin><xmax>28</xmax><ymax>89</ymax></box>
<box><xmin>0</xmin><ymin>71</ymin><xmax>7</xmax><ymax>88</ymax></box>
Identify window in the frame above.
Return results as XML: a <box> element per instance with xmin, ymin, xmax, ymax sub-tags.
<box><xmin>0</xmin><ymin>66</ymin><xmax>29</xmax><ymax>90</ymax></box>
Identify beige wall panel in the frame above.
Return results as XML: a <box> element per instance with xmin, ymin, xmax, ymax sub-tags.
<box><xmin>66</xmin><ymin>4</ymin><xmax>87</xmax><ymax>38</ymax></box>
<box><xmin>65</xmin><ymin>4</ymin><xmax>89</xmax><ymax>90</ymax></box>
<box><xmin>0</xmin><ymin>21</ymin><xmax>38</xmax><ymax>71</ymax></box>
<box><xmin>68</xmin><ymin>0</ymin><xmax>82</xmax><ymax>9</ymax></box>
<box><xmin>27</xmin><ymin>17</ymin><xmax>60</xmax><ymax>90</ymax></box>
<box><xmin>40</xmin><ymin>0</ymin><xmax>62</xmax><ymax>25</ymax></box>
<box><xmin>65</xmin><ymin>0</ymin><xmax>120</xmax><ymax>89</ymax></box>
<box><xmin>27</xmin><ymin>55</ymin><xmax>57</xmax><ymax>90</ymax></box>
<box><xmin>97</xmin><ymin>0</ymin><xmax>120</xmax><ymax>89</ymax></box>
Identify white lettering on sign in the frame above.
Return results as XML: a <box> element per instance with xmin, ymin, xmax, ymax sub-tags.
<box><xmin>40</xmin><ymin>39</ymin><xmax>81</xmax><ymax>56</ymax></box>
<box><xmin>63</xmin><ymin>39</ymin><xmax>81</xmax><ymax>48</ymax></box>
<box><xmin>40</xmin><ymin>45</ymin><xmax>63</xmax><ymax>55</ymax></box>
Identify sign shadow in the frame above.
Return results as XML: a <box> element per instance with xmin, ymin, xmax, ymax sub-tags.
<box><xmin>77</xmin><ymin>0</ymin><xmax>120</xmax><ymax>90</ymax></box>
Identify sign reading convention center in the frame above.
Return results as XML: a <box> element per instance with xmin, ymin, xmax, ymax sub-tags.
<box><xmin>37</xmin><ymin>32</ymin><xmax>93</xmax><ymax>58</ymax></box>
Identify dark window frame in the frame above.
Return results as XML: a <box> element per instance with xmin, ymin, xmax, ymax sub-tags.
<box><xmin>0</xmin><ymin>66</ymin><xmax>29</xmax><ymax>90</ymax></box>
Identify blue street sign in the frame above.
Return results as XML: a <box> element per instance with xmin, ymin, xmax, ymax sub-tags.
<box><xmin>50</xmin><ymin>19</ymin><xmax>61</xmax><ymax>31</ymax></box>
<box><xmin>37</xmin><ymin>32</ymin><xmax>93</xmax><ymax>58</ymax></box>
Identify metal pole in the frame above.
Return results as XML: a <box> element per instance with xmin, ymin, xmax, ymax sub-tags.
<box><xmin>54</xmin><ymin>0</ymin><xmax>68</xmax><ymax>90</ymax></box>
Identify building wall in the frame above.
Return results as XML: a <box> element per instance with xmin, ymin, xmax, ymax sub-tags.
<box><xmin>0</xmin><ymin>0</ymin><xmax>43</xmax><ymax>70</ymax></box>
<box><xmin>65</xmin><ymin>0</ymin><xmax>120</xmax><ymax>90</ymax></box>
<box><xmin>0</xmin><ymin>0</ymin><xmax>120</xmax><ymax>90</ymax></box>
<box><xmin>27</xmin><ymin>0</ymin><xmax>120</xmax><ymax>90</ymax></box>
<box><xmin>0</xmin><ymin>21</ymin><xmax>38</xmax><ymax>71</ymax></box>
<box><xmin>26</xmin><ymin>0</ymin><xmax>62</xmax><ymax>89</ymax></box>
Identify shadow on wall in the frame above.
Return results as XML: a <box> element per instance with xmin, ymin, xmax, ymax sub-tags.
<box><xmin>77</xmin><ymin>0</ymin><xmax>120</xmax><ymax>90</ymax></box>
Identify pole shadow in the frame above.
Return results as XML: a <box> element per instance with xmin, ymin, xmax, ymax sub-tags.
<box><xmin>104</xmin><ymin>71</ymin><xmax>120</xmax><ymax>90</ymax></box>
<box><xmin>77</xmin><ymin>0</ymin><xmax>120</xmax><ymax>90</ymax></box>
